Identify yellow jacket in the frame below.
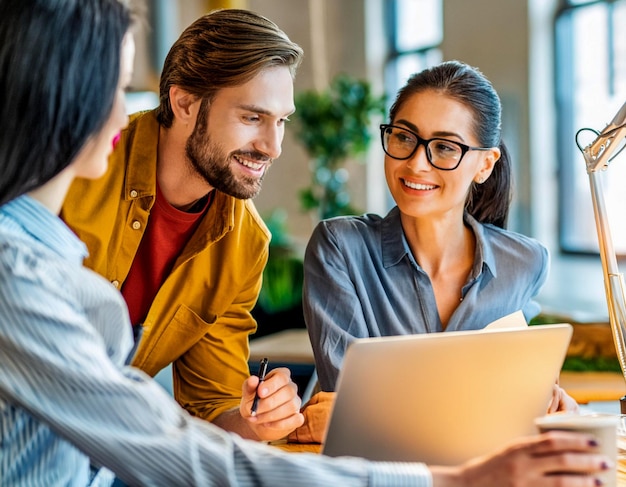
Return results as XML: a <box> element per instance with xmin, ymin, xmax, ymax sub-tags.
<box><xmin>61</xmin><ymin>110</ymin><xmax>270</xmax><ymax>421</ymax></box>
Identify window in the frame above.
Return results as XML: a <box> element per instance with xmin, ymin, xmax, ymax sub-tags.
<box><xmin>383</xmin><ymin>0</ymin><xmax>443</xmax><ymax>106</ymax></box>
<box><xmin>380</xmin><ymin>0</ymin><xmax>443</xmax><ymax>209</ymax></box>
<box><xmin>556</xmin><ymin>0</ymin><xmax>626</xmax><ymax>254</ymax></box>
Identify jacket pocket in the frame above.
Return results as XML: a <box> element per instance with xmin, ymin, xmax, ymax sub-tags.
<box><xmin>133</xmin><ymin>304</ymin><xmax>217</xmax><ymax>374</ymax></box>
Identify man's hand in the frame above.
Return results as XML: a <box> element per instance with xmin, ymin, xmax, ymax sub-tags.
<box><xmin>240</xmin><ymin>367</ymin><xmax>304</xmax><ymax>441</ymax></box>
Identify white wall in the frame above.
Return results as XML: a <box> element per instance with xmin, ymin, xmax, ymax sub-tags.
<box><xmin>440</xmin><ymin>0</ymin><xmax>559</xmax><ymax>245</ymax></box>
<box><xmin>248</xmin><ymin>0</ymin><xmax>375</xmax><ymax>245</ymax></box>
<box><xmin>441</xmin><ymin>0</ymin><xmax>531</xmax><ymax>235</ymax></box>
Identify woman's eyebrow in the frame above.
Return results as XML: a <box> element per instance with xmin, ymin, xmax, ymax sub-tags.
<box><xmin>395</xmin><ymin>118</ymin><xmax>466</xmax><ymax>142</ymax></box>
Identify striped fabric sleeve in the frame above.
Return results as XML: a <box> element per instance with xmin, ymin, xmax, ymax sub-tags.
<box><xmin>0</xmin><ymin>229</ymin><xmax>433</xmax><ymax>486</ymax></box>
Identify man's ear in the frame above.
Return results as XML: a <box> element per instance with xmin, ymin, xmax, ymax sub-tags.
<box><xmin>169</xmin><ymin>86</ymin><xmax>201</xmax><ymax>125</ymax></box>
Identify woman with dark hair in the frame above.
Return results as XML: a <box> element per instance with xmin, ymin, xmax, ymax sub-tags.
<box><xmin>0</xmin><ymin>0</ymin><xmax>136</xmax><ymax>483</ymax></box>
<box><xmin>0</xmin><ymin>0</ymin><xmax>132</xmax><ymax>206</ymax></box>
<box><xmin>304</xmin><ymin>61</ymin><xmax>568</xmax><ymax>406</ymax></box>
<box><xmin>386</xmin><ymin>60</ymin><xmax>513</xmax><ymax>228</ymax></box>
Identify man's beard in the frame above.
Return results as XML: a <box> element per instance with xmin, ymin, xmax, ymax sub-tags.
<box><xmin>185</xmin><ymin>113</ymin><xmax>269</xmax><ymax>200</ymax></box>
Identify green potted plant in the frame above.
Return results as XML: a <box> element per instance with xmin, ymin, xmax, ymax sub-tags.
<box><xmin>256</xmin><ymin>209</ymin><xmax>303</xmax><ymax>315</ymax></box>
<box><xmin>252</xmin><ymin>75</ymin><xmax>385</xmax><ymax>336</ymax></box>
<box><xmin>252</xmin><ymin>209</ymin><xmax>305</xmax><ymax>337</ymax></box>
<box><xmin>293</xmin><ymin>74</ymin><xmax>386</xmax><ymax>220</ymax></box>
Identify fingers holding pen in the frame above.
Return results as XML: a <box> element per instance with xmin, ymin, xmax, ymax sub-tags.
<box><xmin>250</xmin><ymin>357</ymin><xmax>269</xmax><ymax>416</ymax></box>
<box><xmin>241</xmin><ymin>365</ymin><xmax>304</xmax><ymax>441</ymax></box>
<box><xmin>247</xmin><ymin>367</ymin><xmax>302</xmax><ymax>419</ymax></box>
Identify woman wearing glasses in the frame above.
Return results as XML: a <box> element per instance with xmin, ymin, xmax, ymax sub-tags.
<box><xmin>303</xmin><ymin>61</ymin><xmax>573</xmax><ymax>409</ymax></box>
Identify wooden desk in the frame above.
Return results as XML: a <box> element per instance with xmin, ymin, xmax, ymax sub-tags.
<box><xmin>268</xmin><ymin>439</ymin><xmax>322</xmax><ymax>454</ymax></box>
<box><xmin>249</xmin><ymin>329</ymin><xmax>316</xmax><ymax>399</ymax></box>
<box><xmin>249</xmin><ymin>328</ymin><xmax>314</xmax><ymax>365</ymax></box>
<box><xmin>559</xmin><ymin>370</ymin><xmax>626</xmax><ymax>404</ymax></box>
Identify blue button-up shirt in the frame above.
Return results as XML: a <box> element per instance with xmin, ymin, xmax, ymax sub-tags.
<box><xmin>0</xmin><ymin>196</ymin><xmax>432</xmax><ymax>486</ymax></box>
<box><xmin>304</xmin><ymin>206</ymin><xmax>549</xmax><ymax>390</ymax></box>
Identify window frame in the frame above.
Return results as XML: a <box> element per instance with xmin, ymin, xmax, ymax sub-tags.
<box><xmin>555</xmin><ymin>0</ymin><xmax>626</xmax><ymax>255</ymax></box>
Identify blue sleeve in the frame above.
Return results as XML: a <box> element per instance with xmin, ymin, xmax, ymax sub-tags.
<box><xmin>522</xmin><ymin>242</ymin><xmax>550</xmax><ymax>321</ymax></box>
<box><xmin>303</xmin><ymin>220</ymin><xmax>371</xmax><ymax>391</ymax></box>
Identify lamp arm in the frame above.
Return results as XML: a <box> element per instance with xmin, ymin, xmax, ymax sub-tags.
<box><xmin>588</xmin><ymin>172</ymin><xmax>626</xmax><ymax>381</ymax></box>
<box><xmin>581</xmin><ymin>100</ymin><xmax>626</xmax><ymax>409</ymax></box>
<box><xmin>584</xmin><ymin>100</ymin><xmax>626</xmax><ymax>172</ymax></box>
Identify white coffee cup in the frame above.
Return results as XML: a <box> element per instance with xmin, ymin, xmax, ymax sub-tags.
<box><xmin>616</xmin><ymin>415</ymin><xmax>626</xmax><ymax>485</ymax></box>
<box><xmin>535</xmin><ymin>413</ymin><xmax>617</xmax><ymax>487</ymax></box>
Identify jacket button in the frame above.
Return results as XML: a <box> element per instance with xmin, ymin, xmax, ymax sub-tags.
<box><xmin>130</xmin><ymin>189</ymin><xmax>138</xmax><ymax>198</ymax></box>
<box><xmin>132</xmin><ymin>220</ymin><xmax>141</xmax><ymax>230</ymax></box>
<box><xmin>111</xmin><ymin>280</ymin><xmax>120</xmax><ymax>288</ymax></box>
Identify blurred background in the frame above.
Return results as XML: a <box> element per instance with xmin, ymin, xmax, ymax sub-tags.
<box><xmin>127</xmin><ymin>0</ymin><xmax>626</xmax><ymax>329</ymax></box>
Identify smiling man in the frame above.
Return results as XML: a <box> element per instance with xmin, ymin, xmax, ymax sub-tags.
<box><xmin>61</xmin><ymin>9</ymin><xmax>305</xmax><ymax>442</ymax></box>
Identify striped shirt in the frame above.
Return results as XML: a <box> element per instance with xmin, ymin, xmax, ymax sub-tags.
<box><xmin>0</xmin><ymin>195</ymin><xmax>432</xmax><ymax>487</ymax></box>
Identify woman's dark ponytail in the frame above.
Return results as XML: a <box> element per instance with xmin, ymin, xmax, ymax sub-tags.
<box><xmin>465</xmin><ymin>140</ymin><xmax>512</xmax><ymax>229</ymax></box>
<box><xmin>389</xmin><ymin>61</ymin><xmax>511</xmax><ymax>228</ymax></box>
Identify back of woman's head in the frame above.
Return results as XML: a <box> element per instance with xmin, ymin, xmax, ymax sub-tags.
<box><xmin>156</xmin><ymin>8</ymin><xmax>304</xmax><ymax>128</ymax></box>
<box><xmin>388</xmin><ymin>60</ymin><xmax>512</xmax><ymax>228</ymax></box>
<box><xmin>0</xmin><ymin>0</ymin><xmax>132</xmax><ymax>206</ymax></box>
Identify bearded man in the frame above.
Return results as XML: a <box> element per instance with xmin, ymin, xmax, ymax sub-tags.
<box><xmin>61</xmin><ymin>8</ymin><xmax>305</xmax><ymax>443</ymax></box>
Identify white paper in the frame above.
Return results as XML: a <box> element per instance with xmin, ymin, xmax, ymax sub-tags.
<box><xmin>483</xmin><ymin>310</ymin><xmax>528</xmax><ymax>329</ymax></box>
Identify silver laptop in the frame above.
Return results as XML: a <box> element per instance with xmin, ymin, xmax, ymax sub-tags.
<box><xmin>322</xmin><ymin>324</ymin><xmax>573</xmax><ymax>465</ymax></box>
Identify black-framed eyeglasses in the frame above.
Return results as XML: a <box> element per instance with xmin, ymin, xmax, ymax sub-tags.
<box><xmin>380</xmin><ymin>124</ymin><xmax>493</xmax><ymax>171</ymax></box>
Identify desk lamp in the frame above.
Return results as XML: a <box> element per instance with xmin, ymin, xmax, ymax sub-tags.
<box><xmin>579</xmin><ymin>100</ymin><xmax>626</xmax><ymax>412</ymax></box>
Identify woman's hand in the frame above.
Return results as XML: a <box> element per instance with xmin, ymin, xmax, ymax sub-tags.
<box><xmin>547</xmin><ymin>383</ymin><xmax>580</xmax><ymax>414</ymax></box>
<box><xmin>430</xmin><ymin>430</ymin><xmax>610</xmax><ymax>487</ymax></box>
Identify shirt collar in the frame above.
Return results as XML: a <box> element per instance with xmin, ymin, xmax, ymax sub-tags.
<box><xmin>123</xmin><ymin>110</ymin><xmax>236</xmax><ymax>246</ymax></box>
<box><xmin>464</xmin><ymin>212</ymin><xmax>497</xmax><ymax>279</ymax></box>
<box><xmin>1</xmin><ymin>195</ymin><xmax>87</xmax><ymax>264</ymax></box>
<box><xmin>380</xmin><ymin>206</ymin><xmax>497</xmax><ymax>279</ymax></box>
<box><xmin>123</xmin><ymin>110</ymin><xmax>159</xmax><ymax>201</ymax></box>
<box><xmin>381</xmin><ymin>206</ymin><xmax>409</xmax><ymax>267</ymax></box>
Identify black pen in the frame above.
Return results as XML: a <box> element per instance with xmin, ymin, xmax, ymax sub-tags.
<box><xmin>250</xmin><ymin>357</ymin><xmax>269</xmax><ymax>416</ymax></box>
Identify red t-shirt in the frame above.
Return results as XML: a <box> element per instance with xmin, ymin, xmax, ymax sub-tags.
<box><xmin>121</xmin><ymin>185</ymin><xmax>211</xmax><ymax>326</ymax></box>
